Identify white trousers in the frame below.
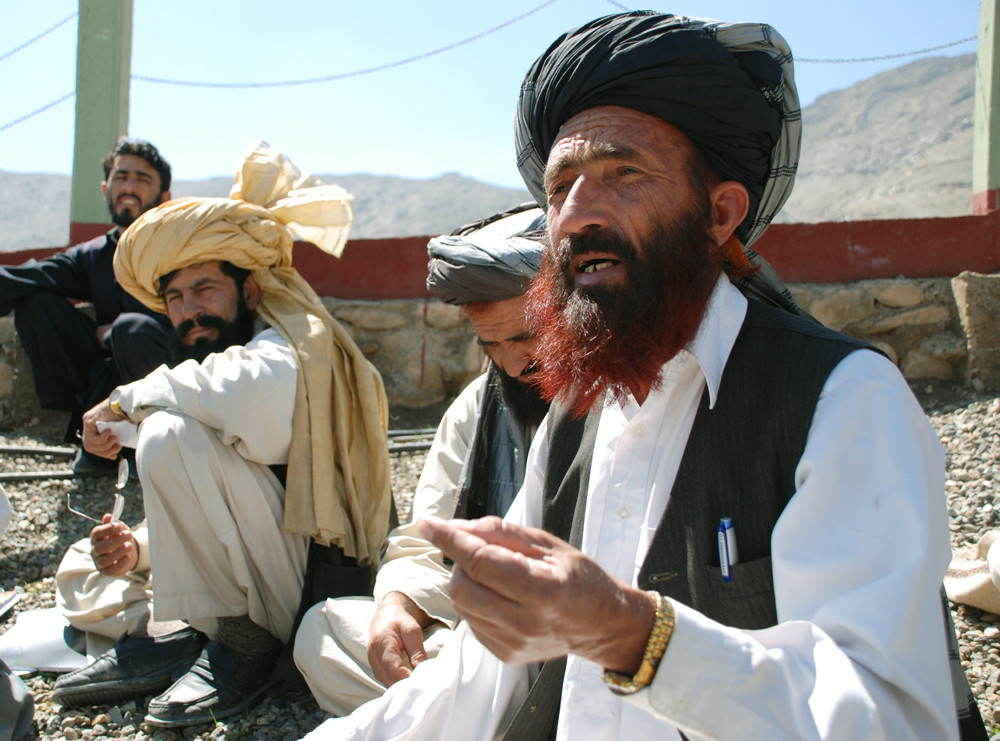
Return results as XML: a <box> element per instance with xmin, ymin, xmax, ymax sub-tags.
<box><xmin>293</xmin><ymin>597</ymin><xmax>453</xmax><ymax>716</ymax></box>
<box><xmin>136</xmin><ymin>411</ymin><xmax>309</xmax><ymax>643</ymax></box>
<box><xmin>55</xmin><ymin>537</ymin><xmax>153</xmax><ymax>643</ymax></box>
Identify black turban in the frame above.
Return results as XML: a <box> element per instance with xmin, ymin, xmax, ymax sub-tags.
<box><xmin>426</xmin><ymin>202</ymin><xmax>546</xmax><ymax>305</ymax></box>
<box><xmin>515</xmin><ymin>11</ymin><xmax>801</xmax><ymax>247</ymax></box>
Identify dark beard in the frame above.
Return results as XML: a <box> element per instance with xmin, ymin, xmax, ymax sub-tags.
<box><xmin>106</xmin><ymin>193</ymin><xmax>161</xmax><ymax>228</ymax></box>
<box><xmin>175</xmin><ymin>296</ymin><xmax>256</xmax><ymax>363</ymax></box>
<box><xmin>526</xmin><ymin>201</ymin><xmax>723</xmax><ymax>416</ymax></box>
<box><xmin>492</xmin><ymin>362</ymin><xmax>549</xmax><ymax>428</ymax></box>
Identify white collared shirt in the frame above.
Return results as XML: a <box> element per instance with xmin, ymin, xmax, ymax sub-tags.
<box><xmin>307</xmin><ymin>275</ymin><xmax>957</xmax><ymax>741</ymax></box>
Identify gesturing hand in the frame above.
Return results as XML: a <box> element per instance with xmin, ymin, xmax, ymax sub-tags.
<box><xmin>90</xmin><ymin>515</ymin><xmax>139</xmax><ymax>576</ymax></box>
<box><xmin>367</xmin><ymin>591</ymin><xmax>437</xmax><ymax>687</ymax></box>
<box><xmin>417</xmin><ymin>516</ymin><xmax>654</xmax><ymax>674</ymax></box>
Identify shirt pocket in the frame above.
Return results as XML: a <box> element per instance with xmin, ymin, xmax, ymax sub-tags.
<box><xmin>692</xmin><ymin>556</ymin><xmax>777</xmax><ymax>629</ymax></box>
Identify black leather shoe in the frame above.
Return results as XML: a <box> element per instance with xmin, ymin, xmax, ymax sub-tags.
<box><xmin>143</xmin><ymin>640</ymin><xmax>278</xmax><ymax>727</ymax></box>
<box><xmin>52</xmin><ymin>626</ymin><xmax>207</xmax><ymax>707</ymax></box>
<box><xmin>71</xmin><ymin>449</ymin><xmax>118</xmax><ymax>477</ymax></box>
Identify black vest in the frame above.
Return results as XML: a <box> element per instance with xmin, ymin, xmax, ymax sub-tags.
<box><xmin>543</xmin><ymin>299</ymin><xmax>865</xmax><ymax>624</ymax></box>
<box><xmin>504</xmin><ymin>300</ymin><xmax>868</xmax><ymax>740</ymax></box>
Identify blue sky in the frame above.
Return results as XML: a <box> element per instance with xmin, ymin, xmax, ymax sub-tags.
<box><xmin>0</xmin><ymin>0</ymin><xmax>981</xmax><ymax>190</ymax></box>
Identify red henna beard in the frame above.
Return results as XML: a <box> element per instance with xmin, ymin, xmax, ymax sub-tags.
<box><xmin>526</xmin><ymin>202</ymin><xmax>728</xmax><ymax>416</ymax></box>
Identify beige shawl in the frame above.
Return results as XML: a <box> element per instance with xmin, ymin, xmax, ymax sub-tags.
<box><xmin>114</xmin><ymin>141</ymin><xmax>391</xmax><ymax>566</ymax></box>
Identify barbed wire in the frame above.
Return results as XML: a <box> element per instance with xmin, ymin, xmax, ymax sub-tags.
<box><xmin>0</xmin><ymin>12</ymin><xmax>77</xmax><ymax>65</ymax></box>
<box><xmin>0</xmin><ymin>92</ymin><xmax>74</xmax><ymax>134</ymax></box>
<box><xmin>798</xmin><ymin>35</ymin><xmax>977</xmax><ymax>63</ymax></box>
<box><xmin>132</xmin><ymin>0</ymin><xmax>559</xmax><ymax>88</ymax></box>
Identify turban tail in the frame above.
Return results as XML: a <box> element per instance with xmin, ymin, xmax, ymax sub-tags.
<box><xmin>426</xmin><ymin>202</ymin><xmax>546</xmax><ymax>305</ymax></box>
<box><xmin>115</xmin><ymin>158</ymin><xmax>391</xmax><ymax>566</ymax></box>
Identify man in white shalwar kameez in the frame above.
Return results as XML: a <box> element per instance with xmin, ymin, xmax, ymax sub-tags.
<box><xmin>53</xmin><ymin>142</ymin><xmax>392</xmax><ymax>729</ymax></box>
<box><xmin>301</xmin><ymin>11</ymin><xmax>974</xmax><ymax>741</ymax></box>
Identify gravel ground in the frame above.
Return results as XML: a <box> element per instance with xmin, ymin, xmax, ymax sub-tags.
<box><xmin>0</xmin><ymin>408</ymin><xmax>433</xmax><ymax>741</ymax></box>
<box><xmin>1</xmin><ymin>385</ymin><xmax>999</xmax><ymax>739</ymax></box>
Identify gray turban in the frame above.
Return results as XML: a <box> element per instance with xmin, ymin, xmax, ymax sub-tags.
<box><xmin>427</xmin><ymin>203</ymin><xmax>546</xmax><ymax>305</ymax></box>
<box><xmin>514</xmin><ymin>11</ymin><xmax>801</xmax><ymax>248</ymax></box>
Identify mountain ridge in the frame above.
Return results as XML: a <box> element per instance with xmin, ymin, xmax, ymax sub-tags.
<box><xmin>0</xmin><ymin>53</ymin><xmax>976</xmax><ymax>252</ymax></box>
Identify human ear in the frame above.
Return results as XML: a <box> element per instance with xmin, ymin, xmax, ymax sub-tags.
<box><xmin>707</xmin><ymin>181</ymin><xmax>750</xmax><ymax>247</ymax></box>
<box><xmin>243</xmin><ymin>274</ymin><xmax>263</xmax><ymax>310</ymax></box>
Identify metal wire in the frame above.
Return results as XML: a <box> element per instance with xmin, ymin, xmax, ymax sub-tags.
<box><xmin>0</xmin><ymin>91</ymin><xmax>74</xmax><ymax>134</ymax></box>
<box><xmin>131</xmin><ymin>0</ymin><xmax>560</xmax><ymax>88</ymax></box>
<box><xmin>0</xmin><ymin>12</ymin><xmax>76</xmax><ymax>64</ymax></box>
<box><xmin>798</xmin><ymin>35</ymin><xmax>977</xmax><ymax>63</ymax></box>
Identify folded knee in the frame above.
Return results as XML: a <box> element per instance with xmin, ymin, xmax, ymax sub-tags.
<box><xmin>136</xmin><ymin>412</ymin><xmax>212</xmax><ymax>479</ymax></box>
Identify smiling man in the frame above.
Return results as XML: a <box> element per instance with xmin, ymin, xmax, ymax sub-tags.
<box><xmin>0</xmin><ymin>137</ymin><xmax>176</xmax><ymax>474</ymax></box>
<box><xmin>304</xmin><ymin>11</ymin><xmax>969</xmax><ymax>741</ymax></box>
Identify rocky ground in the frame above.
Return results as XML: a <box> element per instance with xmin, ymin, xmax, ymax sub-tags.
<box><xmin>1</xmin><ymin>384</ymin><xmax>999</xmax><ymax>739</ymax></box>
<box><xmin>0</xmin><ymin>405</ymin><xmax>436</xmax><ymax>741</ymax></box>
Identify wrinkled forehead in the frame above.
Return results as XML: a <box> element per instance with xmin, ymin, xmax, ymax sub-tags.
<box><xmin>546</xmin><ymin>106</ymin><xmax>696</xmax><ymax>177</ymax></box>
<box><xmin>463</xmin><ymin>295</ymin><xmax>530</xmax><ymax>340</ymax></box>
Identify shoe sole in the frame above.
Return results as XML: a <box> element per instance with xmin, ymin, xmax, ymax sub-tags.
<box><xmin>143</xmin><ymin>679</ymin><xmax>277</xmax><ymax>728</ymax></box>
<box><xmin>52</xmin><ymin>674</ymin><xmax>175</xmax><ymax>708</ymax></box>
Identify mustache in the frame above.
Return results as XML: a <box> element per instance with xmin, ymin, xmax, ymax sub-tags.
<box><xmin>564</xmin><ymin>230</ymin><xmax>633</xmax><ymax>260</ymax></box>
<box><xmin>175</xmin><ymin>313</ymin><xmax>227</xmax><ymax>338</ymax></box>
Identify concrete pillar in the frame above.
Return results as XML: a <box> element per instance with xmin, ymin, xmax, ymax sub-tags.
<box><xmin>973</xmin><ymin>0</ymin><xmax>1000</xmax><ymax>214</ymax></box>
<box><xmin>69</xmin><ymin>0</ymin><xmax>133</xmax><ymax>239</ymax></box>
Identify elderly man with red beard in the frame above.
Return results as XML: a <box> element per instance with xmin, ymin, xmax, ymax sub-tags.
<box><xmin>302</xmin><ymin>12</ymin><xmax>973</xmax><ymax>741</ymax></box>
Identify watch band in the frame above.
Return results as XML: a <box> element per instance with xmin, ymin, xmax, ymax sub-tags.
<box><xmin>602</xmin><ymin>591</ymin><xmax>675</xmax><ymax>695</ymax></box>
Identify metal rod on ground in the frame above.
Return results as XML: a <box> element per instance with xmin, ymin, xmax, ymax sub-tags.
<box><xmin>1</xmin><ymin>429</ymin><xmax>435</xmax><ymax>481</ymax></box>
<box><xmin>0</xmin><ymin>444</ymin><xmax>75</xmax><ymax>456</ymax></box>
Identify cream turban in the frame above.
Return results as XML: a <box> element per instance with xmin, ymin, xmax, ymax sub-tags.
<box><xmin>114</xmin><ymin>142</ymin><xmax>391</xmax><ymax>566</ymax></box>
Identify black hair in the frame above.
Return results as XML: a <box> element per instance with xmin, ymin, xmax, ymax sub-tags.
<box><xmin>103</xmin><ymin>137</ymin><xmax>172</xmax><ymax>193</ymax></box>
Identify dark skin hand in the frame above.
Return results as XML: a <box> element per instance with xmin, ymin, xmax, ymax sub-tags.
<box><xmin>367</xmin><ymin>591</ymin><xmax>439</xmax><ymax>686</ymax></box>
<box><xmin>90</xmin><ymin>514</ymin><xmax>139</xmax><ymax>577</ymax></box>
<box><xmin>81</xmin><ymin>398</ymin><xmax>125</xmax><ymax>460</ymax></box>
<box><xmin>417</xmin><ymin>515</ymin><xmax>655</xmax><ymax>674</ymax></box>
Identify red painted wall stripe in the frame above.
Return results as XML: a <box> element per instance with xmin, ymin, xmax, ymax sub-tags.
<box><xmin>2</xmin><ymin>213</ymin><xmax>998</xmax><ymax>299</ymax></box>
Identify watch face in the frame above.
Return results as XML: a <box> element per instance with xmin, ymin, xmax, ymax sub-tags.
<box><xmin>109</xmin><ymin>388</ymin><xmax>124</xmax><ymax>415</ymax></box>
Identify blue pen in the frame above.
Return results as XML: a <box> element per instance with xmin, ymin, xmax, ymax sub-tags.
<box><xmin>718</xmin><ymin>517</ymin><xmax>738</xmax><ymax>582</ymax></box>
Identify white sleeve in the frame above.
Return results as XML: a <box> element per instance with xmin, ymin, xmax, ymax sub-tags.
<box><xmin>373</xmin><ymin>375</ymin><xmax>485</xmax><ymax>626</ymax></box>
<box><xmin>302</xmin><ymin>622</ymin><xmax>531</xmax><ymax>741</ymax></box>
<box><xmin>635</xmin><ymin>350</ymin><xmax>958</xmax><ymax>740</ymax></box>
<box><xmin>118</xmin><ymin>328</ymin><xmax>297</xmax><ymax>466</ymax></box>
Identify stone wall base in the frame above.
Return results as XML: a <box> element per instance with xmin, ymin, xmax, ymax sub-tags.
<box><xmin>2</xmin><ymin>274</ymin><xmax>998</xmax><ymax>430</ymax></box>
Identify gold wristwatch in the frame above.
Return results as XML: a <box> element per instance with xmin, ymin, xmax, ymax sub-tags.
<box><xmin>108</xmin><ymin>388</ymin><xmax>126</xmax><ymax>419</ymax></box>
<box><xmin>602</xmin><ymin>591</ymin><xmax>675</xmax><ymax>695</ymax></box>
